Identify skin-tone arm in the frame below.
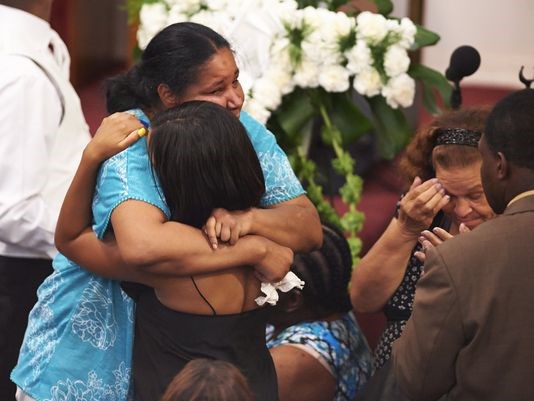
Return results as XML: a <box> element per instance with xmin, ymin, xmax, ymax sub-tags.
<box><xmin>109</xmin><ymin>201</ymin><xmax>293</xmax><ymax>283</ymax></box>
<box><xmin>270</xmin><ymin>345</ymin><xmax>336</xmax><ymax>401</ymax></box>
<box><xmin>55</xmin><ymin>113</ymin><xmax>146</xmax><ymax>282</ymax></box>
<box><xmin>56</xmin><ymin>113</ymin><xmax>292</xmax><ymax>283</ymax></box>
<box><xmin>203</xmin><ymin>194</ymin><xmax>323</xmax><ymax>253</ymax></box>
<box><xmin>350</xmin><ymin>177</ymin><xmax>450</xmax><ymax>313</ymax></box>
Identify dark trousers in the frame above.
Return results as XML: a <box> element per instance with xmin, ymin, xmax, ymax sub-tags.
<box><xmin>0</xmin><ymin>256</ymin><xmax>53</xmax><ymax>401</ymax></box>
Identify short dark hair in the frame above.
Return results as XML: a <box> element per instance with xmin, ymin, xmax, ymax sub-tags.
<box><xmin>291</xmin><ymin>224</ymin><xmax>353</xmax><ymax>316</ymax></box>
<box><xmin>161</xmin><ymin>359</ymin><xmax>255</xmax><ymax>401</ymax></box>
<box><xmin>485</xmin><ymin>88</ymin><xmax>534</xmax><ymax>170</ymax></box>
<box><xmin>106</xmin><ymin>22</ymin><xmax>230</xmax><ymax>113</ymax></box>
<box><xmin>149</xmin><ymin>101</ymin><xmax>265</xmax><ymax>228</ymax></box>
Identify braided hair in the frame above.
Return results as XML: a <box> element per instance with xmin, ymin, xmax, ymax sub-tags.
<box><xmin>292</xmin><ymin>224</ymin><xmax>354</xmax><ymax>318</ymax></box>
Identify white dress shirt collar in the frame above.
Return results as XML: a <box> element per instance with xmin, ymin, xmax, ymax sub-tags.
<box><xmin>0</xmin><ymin>4</ymin><xmax>52</xmax><ymax>54</ymax></box>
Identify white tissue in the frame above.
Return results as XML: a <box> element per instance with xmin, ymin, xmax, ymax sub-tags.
<box><xmin>255</xmin><ymin>271</ymin><xmax>305</xmax><ymax>306</ymax></box>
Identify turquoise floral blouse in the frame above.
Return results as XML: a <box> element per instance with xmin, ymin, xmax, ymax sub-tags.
<box><xmin>11</xmin><ymin>110</ymin><xmax>305</xmax><ymax>401</ymax></box>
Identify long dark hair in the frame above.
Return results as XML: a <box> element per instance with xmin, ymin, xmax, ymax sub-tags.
<box><xmin>106</xmin><ymin>22</ymin><xmax>230</xmax><ymax>113</ymax></box>
<box><xmin>149</xmin><ymin>101</ymin><xmax>265</xmax><ymax>228</ymax></box>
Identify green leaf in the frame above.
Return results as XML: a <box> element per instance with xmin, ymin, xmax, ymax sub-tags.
<box><xmin>267</xmin><ymin>89</ymin><xmax>316</xmax><ymax>150</ymax></box>
<box><xmin>332</xmin><ymin>153</ymin><xmax>355</xmax><ymax>176</ymax></box>
<box><xmin>340</xmin><ymin>208</ymin><xmax>365</xmax><ymax>234</ymax></box>
<box><xmin>305</xmin><ymin>180</ymin><xmax>341</xmax><ymax>228</ymax></box>
<box><xmin>328</xmin><ymin>92</ymin><xmax>373</xmax><ymax>145</ymax></box>
<box><xmin>330</xmin><ymin>0</ymin><xmax>349</xmax><ymax>10</ymax></box>
<box><xmin>412</xmin><ymin>25</ymin><xmax>440</xmax><ymax>50</ymax></box>
<box><xmin>367</xmin><ymin>96</ymin><xmax>411</xmax><ymax>159</ymax></box>
<box><xmin>369</xmin><ymin>0</ymin><xmax>393</xmax><ymax>16</ymax></box>
<box><xmin>295</xmin><ymin>0</ymin><xmax>322</xmax><ymax>8</ymax></box>
<box><xmin>409</xmin><ymin>63</ymin><xmax>453</xmax><ymax>111</ymax></box>
<box><xmin>339</xmin><ymin>174</ymin><xmax>363</xmax><ymax>204</ymax></box>
<box><xmin>346</xmin><ymin>236</ymin><xmax>362</xmax><ymax>265</ymax></box>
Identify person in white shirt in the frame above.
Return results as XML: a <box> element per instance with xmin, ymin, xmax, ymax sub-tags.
<box><xmin>0</xmin><ymin>1</ymin><xmax>90</xmax><ymax>398</ymax></box>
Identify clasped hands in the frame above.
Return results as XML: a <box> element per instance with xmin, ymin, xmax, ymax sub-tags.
<box><xmin>203</xmin><ymin>208</ymin><xmax>293</xmax><ymax>283</ymax></box>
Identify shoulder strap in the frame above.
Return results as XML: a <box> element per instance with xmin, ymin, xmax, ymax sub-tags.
<box><xmin>190</xmin><ymin>276</ymin><xmax>217</xmax><ymax>315</ymax></box>
<box><xmin>11</xmin><ymin>53</ymin><xmax>66</xmax><ymax>123</ymax></box>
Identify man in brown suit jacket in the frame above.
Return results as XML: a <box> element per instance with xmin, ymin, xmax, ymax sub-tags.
<box><xmin>392</xmin><ymin>88</ymin><xmax>534</xmax><ymax>401</ymax></box>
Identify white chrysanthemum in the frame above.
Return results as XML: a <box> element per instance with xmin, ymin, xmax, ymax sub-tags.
<box><xmin>318</xmin><ymin>64</ymin><xmax>350</xmax><ymax>92</ymax></box>
<box><xmin>353</xmin><ymin>67</ymin><xmax>382</xmax><ymax>97</ymax></box>
<box><xmin>206</xmin><ymin>0</ymin><xmax>229</xmax><ymax>11</ymax></box>
<box><xmin>301</xmin><ymin>34</ymin><xmax>341</xmax><ymax>66</ymax></box>
<box><xmin>137</xmin><ymin>3</ymin><xmax>169</xmax><ymax>50</ymax></box>
<box><xmin>264</xmin><ymin>63</ymin><xmax>295</xmax><ymax>95</ymax></box>
<box><xmin>345</xmin><ymin>40</ymin><xmax>372</xmax><ymax>74</ymax></box>
<box><xmin>251</xmin><ymin>76</ymin><xmax>284</xmax><ymax>110</ymax></box>
<box><xmin>166</xmin><ymin>7</ymin><xmax>189</xmax><ymax>24</ymax></box>
<box><xmin>190</xmin><ymin>10</ymin><xmax>230</xmax><ymax>36</ymax></box>
<box><xmin>293</xmin><ymin>57</ymin><xmax>320</xmax><ymax>88</ymax></box>
<box><xmin>319</xmin><ymin>17</ymin><xmax>353</xmax><ymax>60</ymax></box>
<box><xmin>381</xmin><ymin>73</ymin><xmax>415</xmax><ymax>108</ymax></box>
<box><xmin>399</xmin><ymin>18</ymin><xmax>417</xmax><ymax>48</ymax></box>
<box><xmin>164</xmin><ymin>0</ymin><xmax>200</xmax><ymax>14</ymax></box>
<box><xmin>301</xmin><ymin>6</ymin><xmax>324</xmax><ymax>30</ymax></box>
<box><xmin>281</xmin><ymin>6</ymin><xmax>305</xmax><ymax>30</ymax></box>
<box><xmin>271</xmin><ymin>0</ymin><xmax>299</xmax><ymax>19</ymax></box>
<box><xmin>384</xmin><ymin>17</ymin><xmax>416</xmax><ymax>49</ymax></box>
<box><xmin>328</xmin><ymin>11</ymin><xmax>355</xmax><ymax>39</ymax></box>
<box><xmin>383</xmin><ymin>45</ymin><xmax>410</xmax><ymax>77</ymax></box>
<box><xmin>356</xmin><ymin>11</ymin><xmax>388</xmax><ymax>44</ymax></box>
<box><xmin>243</xmin><ymin>99</ymin><xmax>271</xmax><ymax>124</ymax></box>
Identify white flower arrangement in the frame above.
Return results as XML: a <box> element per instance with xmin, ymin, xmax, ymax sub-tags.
<box><xmin>135</xmin><ymin>0</ymin><xmax>419</xmax><ymax>123</ymax></box>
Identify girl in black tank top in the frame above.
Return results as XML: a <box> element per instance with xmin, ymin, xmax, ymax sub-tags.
<box><xmin>133</xmin><ymin>288</ymin><xmax>277</xmax><ymax>401</ymax></box>
<box><xmin>127</xmin><ymin>102</ymin><xmax>279</xmax><ymax>401</ymax></box>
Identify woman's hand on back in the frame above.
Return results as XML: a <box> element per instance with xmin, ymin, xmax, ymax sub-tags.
<box><xmin>398</xmin><ymin>177</ymin><xmax>450</xmax><ymax>237</ymax></box>
<box><xmin>84</xmin><ymin>112</ymin><xmax>145</xmax><ymax>164</ymax></box>
<box><xmin>250</xmin><ymin>236</ymin><xmax>293</xmax><ymax>283</ymax></box>
<box><xmin>203</xmin><ymin>208</ymin><xmax>253</xmax><ymax>248</ymax></box>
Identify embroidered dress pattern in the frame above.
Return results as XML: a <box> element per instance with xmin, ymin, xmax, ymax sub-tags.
<box><xmin>258</xmin><ymin>150</ymin><xmax>304</xmax><ymax>206</ymax></box>
<box><xmin>93</xmin><ymin>151</ymin><xmax>129</xmax><ymax>207</ymax></box>
<box><xmin>71</xmin><ymin>279</ymin><xmax>119</xmax><ymax>350</ymax></box>
<box><xmin>19</xmin><ymin>271</ymin><xmax>63</xmax><ymax>387</ymax></box>
<box><xmin>267</xmin><ymin>312</ymin><xmax>373</xmax><ymax>401</ymax></box>
<box><xmin>45</xmin><ymin>362</ymin><xmax>132</xmax><ymax>401</ymax></box>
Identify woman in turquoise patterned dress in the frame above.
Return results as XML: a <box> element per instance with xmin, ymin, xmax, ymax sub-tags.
<box><xmin>12</xmin><ymin>22</ymin><xmax>322</xmax><ymax>401</ymax></box>
<box><xmin>267</xmin><ymin>224</ymin><xmax>373</xmax><ymax>401</ymax></box>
